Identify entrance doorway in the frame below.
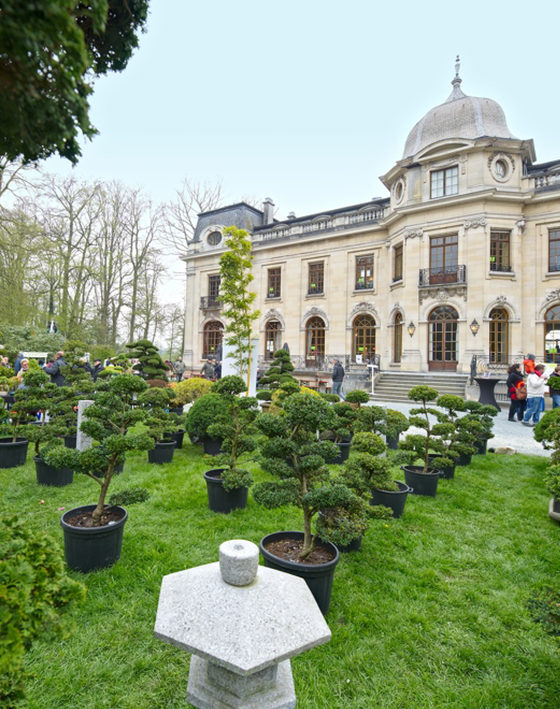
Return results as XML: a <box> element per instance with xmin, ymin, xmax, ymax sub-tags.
<box><xmin>428</xmin><ymin>306</ymin><xmax>458</xmax><ymax>371</ymax></box>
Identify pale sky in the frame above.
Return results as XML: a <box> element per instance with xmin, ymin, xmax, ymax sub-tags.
<box><xmin>41</xmin><ymin>0</ymin><xmax>560</xmax><ymax>302</ymax></box>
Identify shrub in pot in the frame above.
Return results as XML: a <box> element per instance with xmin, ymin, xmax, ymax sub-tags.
<box><xmin>254</xmin><ymin>392</ymin><xmax>362</xmax><ymax>612</ymax></box>
<box><xmin>126</xmin><ymin>338</ymin><xmax>169</xmax><ymax>381</ymax></box>
<box><xmin>256</xmin><ymin>349</ymin><xmax>299</xmax><ymax>407</ymax></box>
<box><xmin>321</xmin><ymin>401</ymin><xmax>357</xmax><ymax>463</ymax></box>
<box><xmin>384</xmin><ymin>409</ymin><xmax>410</xmax><ymax>449</ymax></box>
<box><xmin>429</xmin><ymin>394</ymin><xmax>470</xmax><ymax>478</ymax></box>
<box><xmin>354</xmin><ymin>404</ymin><xmax>389</xmax><ymax>437</ymax></box>
<box><xmin>0</xmin><ymin>371</ymin><xmax>44</xmax><ymax>468</ymax></box>
<box><xmin>398</xmin><ymin>385</ymin><xmax>442</xmax><ymax>496</ymax></box>
<box><xmin>463</xmin><ymin>401</ymin><xmax>499</xmax><ymax>456</ymax></box>
<box><xmin>0</xmin><ymin>515</ymin><xmax>85</xmax><ymax>706</ymax></box>
<box><xmin>42</xmin><ymin>373</ymin><xmax>153</xmax><ymax>572</ymax></box>
<box><xmin>185</xmin><ymin>392</ymin><xmax>224</xmax><ymax>448</ymax></box>
<box><xmin>344</xmin><ymin>389</ymin><xmax>369</xmax><ymax>407</ymax></box>
<box><xmin>202</xmin><ymin>375</ymin><xmax>258</xmax><ymax>513</ymax></box>
<box><xmin>170</xmin><ymin>377</ymin><xmax>213</xmax><ymax>407</ymax></box>
<box><xmin>343</xmin><ymin>431</ymin><xmax>411</xmax><ymax>518</ymax></box>
<box><xmin>315</xmin><ymin>494</ymin><xmax>392</xmax><ymax>553</ymax></box>
<box><xmin>534</xmin><ymin>409</ymin><xmax>560</xmax><ymax>521</ymax></box>
<box><xmin>138</xmin><ymin>385</ymin><xmax>180</xmax><ymax>464</ymax></box>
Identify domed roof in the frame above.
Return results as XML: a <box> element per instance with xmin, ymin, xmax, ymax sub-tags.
<box><xmin>403</xmin><ymin>58</ymin><xmax>516</xmax><ymax>159</ymax></box>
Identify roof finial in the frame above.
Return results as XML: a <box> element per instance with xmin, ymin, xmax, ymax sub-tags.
<box><xmin>447</xmin><ymin>54</ymin><xmax>465</xmax><ymax>102</ymax></box>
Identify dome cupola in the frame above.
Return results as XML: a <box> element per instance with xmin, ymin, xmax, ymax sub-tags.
<box><xmin>402</xmin><ymin>57</ymin><xmax>516</xmax><ymax>159</ymax></box>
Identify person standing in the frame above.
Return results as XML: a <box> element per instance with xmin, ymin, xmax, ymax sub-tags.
<box><xmin>173</xmin><ymin>356</ymin><xmax>186</xmax><ymax>382</ymax></box>
<box><xmin>43</xmin><ymin>350</ymin><xmax>67</xmax><ymax>386</ymax></box>
<box><xmin>331</xmin><ymin>358</ymin><xmax>345</xmax><ymax>400</ymax></box>
<box><xmin>91</xmin><ymin>358</ymin><xmax>105</xmax><ymax>381</ymax></box>
<box><xmin>506</xmin><ymin>363</ymin><xmax>526</xmax><ymax>421</ymax></box>
<box><xmin>523</xmin><ymin>353</ymin><xmax>536</xmax><ymax>375</ymax></box>
<box><xmin>522</xmin><ymin>364</ymin><xmax>549</xmax><ymax>426</ymax></box>
<box><xmin>548</xmin><ymin>365</ymin><xmax>560</xmax><ymax>409</ymax></box>
<box><xmin>200</xmin><ymin>358</ymin><xmax>215</xmax><ymax>380</ymax></box>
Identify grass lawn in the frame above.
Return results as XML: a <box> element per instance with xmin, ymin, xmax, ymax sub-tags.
<box><xmin>2</xmin><ymin>442</ymin><xmax>560</xmax><ymax>708</ymax></box>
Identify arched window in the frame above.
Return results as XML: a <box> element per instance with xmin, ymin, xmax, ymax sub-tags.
<box><xmin>489</xmin><ymin>308</ymin><xmax>509</xmax><ymax>364</ymax></box>
<box><xmin>428</xmin><ymin>306</ymin><xmax>458</xmax><ymax>370</ymax></box>
<box><xmin>545</xmin><ymin>305</ymin><xmax>560</xmax><ymax>363</ymax></box>
<box><xmin>352</xmin><ymin>314</ymin><xmax>376</xmax><ymax>363</ymax></box>
<box><xmin>305</xmin><ymin>316</ymin><xmax>325</xmax><ymax>367</ymax></box>
<box><xmin>202</xmin><ymin>321</ymin><xmax>223</xmax><ymax>359</ymax></box>
<box><xmin>393</xmin><ymin>312</ymin><xmax>403</xmax><ymax>363</ymax></box>
<box><xmin>264</xmin><ymin>320</ymin><xmax>282</xmax><ymax>361</ymax></box>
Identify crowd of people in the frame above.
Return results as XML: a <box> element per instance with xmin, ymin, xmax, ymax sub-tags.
<box><xmin>506</xmin><ymin>353</ymin><xmax>560</xmax><ymax>426</ymax></box>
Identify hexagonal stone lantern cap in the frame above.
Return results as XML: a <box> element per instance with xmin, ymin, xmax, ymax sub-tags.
<box><xmin>154</xmin><ymin>539</ymin><xmax>331</xmax><ymax>675</ymax></box>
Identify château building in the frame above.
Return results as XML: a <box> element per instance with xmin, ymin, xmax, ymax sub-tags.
<box><xmin>182</xmin><ymin>60</ymin><xmax>560</xmax><ymax>386</ymax></box>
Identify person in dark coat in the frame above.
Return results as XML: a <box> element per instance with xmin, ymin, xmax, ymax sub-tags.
<box><xmin>331</xmin><ymin>358</ymin><xmax>345</xmax><ymax>400</ymax></box>
<box><xmin>91</xmin><ymin>358</ymin><xmax>105</xmax><ymax>381</ymax></box>
<box><xmin>506</xmin><ymin>363</ymin><xmax>526</xmax><ymax>421</ymax></box>
<box><xmin>43</xmin><ymin>351</ymin><xmax>67</xmax><ymax>386</ymax></box>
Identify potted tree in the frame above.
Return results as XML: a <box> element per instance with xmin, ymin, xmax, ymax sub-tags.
<box><xmin>202</xmin><ymin>375</ymin><xmax>258</xmax><ymax>513</ymax></box>
<box><xmin>321</xmin><ymin>401</ymin><xmax>357</xmax><ymax>463</ymax></box>
<box><xmin>534</xmin><ymin>409</ymin><xmax>560</xmax><ymax>522</ymax></box>
<box><xmin>138</xmin><ymin>386</ymin><xmax>180</xmax><ymax>464</ymax></box>
<box><xmin>254</xmin><ymin>392</ymin><xmax>360</xmax><ymax>613</ymax></box>
<box><xmin>126</xmin><ymin>338</ymin><xmax>169</xmax><ymax>382</ymax></box>
<box><xmin>185</xmin><ymin>392</ymin><xmax>226</xmax><ymax>452</ymax></box>
<box><xmin>0</xmin><ymin>373</ymin><xmax>40</xmax><ymax>468</ymax></box>
<box><xmin>384</xmin><ymin>409</ymin><xmax>410</xmax><ymax>450</ymax></box>
<box><xmin>256</xmin><ymin>349</ymin><xmax>299</xmax><ymax>409</ymax></box>
<box><xmin>354</xmin><ymin>404</ymin><xmax>389</xmax><ymax>437</ymax></box>
<box><xmin>463</xmin><ymin>401</ymin><xmax>499</xmax><ymax>457</ymax></box>
<box><xmin>398</xmin><ymin>385</ymin><xmax>442</xmax><ymax>497</ymax></box>
<box><xmin>344</xmin><ymin>389</ymin><xmax>370</xmax><ymax>407</ymax></box>
<box><xmin>343</xmin><ymin>431</ymin><xmax>412</xmax><ymax>518</ymax></box>
<box><xmin>42</xmin><ymin>373</ymin><xmax>153</xmax><ymax>572</ymax></box>
<box><xmin>427</xmin><ymin>394</ymin><xmax>468</xmax><ymax>479</ymax></box>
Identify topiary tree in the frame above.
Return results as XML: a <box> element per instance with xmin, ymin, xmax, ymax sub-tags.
<box><xmin>398</xmin><ymin>385</ymin><xmax>443</xmax><ymax>472</ymax></box>
<box><xmin>45</xmin><ymin>348</ymin><xmax>95</xmax><ymax>440</ymax></box>
<box><xmin>14</xmin><ymin>369</ymin><xmax>62</xmax><ymax>457</ymax></box>
<box><xmin>463</xmin><ymin>401</ymin><xmax>499</xmax><ymax>447</ymax></box>
<box><xmin>0</xmin><ymin>515</ymin><xmax>85</xmax><ymax>707</ymax></box>
<box><xmin>256</xmin><ymin>349</ymin><xmax>299</xmax><ymax>403</ymax></box>
<box><xmin>219</xmin><ymin>226</ymin><xmax>260</xmax><ymax>379</ymax></box>
<box><xmin>204</xmin><ymin>375</ymin><xmax>259</xmax><ymax>491</ymax></box>
<box><xmin>342</xmin><ymin>431</ymin><xmax>398</xmax><ymax>492</ymax></box>
<box><xmin>138</xmin><ymin>386</ymin><xmax>181</xmax><ymax>443</ymax></box>
<box><xmin>253</xmin><ymin>392</ymin><xmax>362</xmax><ymax>559</ymax></box>
<box><xmin>170</xmin><ymin>377</ymin><xmax>213</xmax><ymax>405</ymax></box>
<box><xmin>0</xmin><ymin>371</ymin><xmax>44</xmax><ymax>442</ymax></box>
<box><xmin>43</xmin><ymin>374</ymin><xmax>153</xmax><ymax>525</ymax></box>
<box><xmin>322</xmin><ymin>401</ymin><xmax>357</xmax><ymax>443</ymax></box>
<box><xmin>125</xmin><ymin>339</ymin><xmax>169</xmax><ymax>380</ymax></box>
<box><xmin>344</xmin><ymin>389</ymin><xmax>369</xmax><ymax>407</ymax></box>
<box><xmin>355</xmin><ymin>404</ymin><xmax>390</xmax><ymax>436</ymax></box>
<box><xmin>185</xmin><ymin>392</ymin><xmax>225</xmax><ymax>443</ymax></box>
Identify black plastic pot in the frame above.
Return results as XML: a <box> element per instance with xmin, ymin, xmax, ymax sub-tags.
<box><xmin>333</xmin><ymin>440</ymin><xmax>352</xmax><ymax>465</ymax></box>
<box><xmin>203</xmin><ymin>436</ymin><xmax>223</xmax><ymax>455</ymax></box>
<box><xmin>169</xmin><ymin>405</ymin><xmax>183</xmax><ymax>415</ymax></box>
<box><xmin>60</xmin><ymin>504</ymin><xmax>127</xmax><ymax>573</ymax></box>
<box><xmin>148</xmin><ymin>440</ymin><xmax>176</xmax><ymax>464</ymax></box>
<box><xmin>0</xmin><ymin>437</ymin><xmax>28</xmax><ymax>468</ymax></box>
<box><xmin>456</xmin><ymin>452</ymin><xmax>472</xmax><ymax>466</ymax></box>
<box><xmin>402</xmin><ymin>465</ymin><xmax>440</xmax><ymax>497</ymax></box>
<box><xmin>203</xmin><ymin>468</ymin><xmax>248</xmax><ymax>513</ymax></box>
<box><xmin>475</xmin><ymin>438</ymin><xmax>488</xmax><ymax>455</ymax></box>
<box><xmin>549</xmin><ymin>498</ymin><xmax>560</xmax><ymax>524</ymax></box>
<box><xmin>259</xmin><ymin>531</ymin><xmax>340</xmax><ymax>614</ymax></box>
<box><xmin>34</xmin><ymin>456</ymin><xmax>73</xmax><ymax>486</ymax></box>
<box><xmin>170</xmin><ymin>429</ymin><xmax>185</xmax><ymax>449</ymax></box>
<box><xmin>371</xmin><ymin>480</ymin><xmax>412</xmax><ymax>518</ymax></box>
<box><xmin>64</xmin><ymin>434</ymin><xmax>77</xmax><ymax>449</ymax></box>
<box><xmin>336</xmin><ymin>536</ymin><xmax>362</xmax><ymax>553</ymax></box>
<box><xmin>386</xmin><ymin>435</ymin><xmax>399</xmax><ymax>450</ymax></box>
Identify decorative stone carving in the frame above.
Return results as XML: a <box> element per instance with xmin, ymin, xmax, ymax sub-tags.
<box><xmin>300</xmin><ymin>307</ymin><xmax>329</xmax><ymax>330</ymax></box>
<box><xmin>404</xmin><ymin>228</ymin><xmax>423</xmax><ymax>240</ymax></box>
<box><xmin>262</xmin><ymin>309</ymin><xmax>285</xmax><ymax>329</ymax></box>
<box><xmin>495</xmin><ymin>295</ymin><xmax>507</xmax><ymax>304</ymax></box>
<box><xmin>347</xmin><ymin>302</ymin><xmax>378</xmax><ymax>327</ymax></box>
<box><xmin>419</xmin><ymin>285</ymin><xmax>467</xmax><ymax>304</ymax></box>
<box><xmin>545</xmin><ymin>289</ymin><xmax>560</xmax><ymax>303</ymax></box>
<box><xmin>463</xmin><ymin>217</ymin><xmax>487</xmax><ymax>230</ymax></box>
<box><xmin>516</xmin><ymin>219</ymin><xmax>526</xmax><ymax>233</ymax></box>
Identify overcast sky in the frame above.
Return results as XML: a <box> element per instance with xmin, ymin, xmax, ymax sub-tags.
<box><xmin>41</xmin><ymin>0</ymin><xmax>560</xmax><ymax>301</ymax></box>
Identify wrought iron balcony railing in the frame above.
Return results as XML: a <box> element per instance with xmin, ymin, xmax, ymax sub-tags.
<box><xmin>200</xmin><ymin>295</ymin><xmax>221</xmax><ymax>310</ymax></box>
<box><xmin>418</xmin><ymin>264</ymin><xmax>466</xmax><ymax>287</ymax></box>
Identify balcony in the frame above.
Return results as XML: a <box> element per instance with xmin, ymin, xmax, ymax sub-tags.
<box><xmin>419</xmin><ymin>265</ymin><xmax>466</xmax><ymax>287</ymax></box>
<box><xmin>200</xmin><ymin>295</ymin><xmax>221</xmax><ymax>311</ymax></box>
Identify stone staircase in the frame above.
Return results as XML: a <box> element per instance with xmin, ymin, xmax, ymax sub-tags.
<box><xmin>370</xmin><ymin>371</ymin><xmax>469</xmax><ymax>403</ymax></box>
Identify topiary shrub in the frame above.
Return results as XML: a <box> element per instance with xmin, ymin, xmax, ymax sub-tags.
<box><xmin>344</xmin><ymin>389</ymin><xmax>369</xmax><ymax>406</ymax></box>
<box><xmin>185</xmin><ymin>392</ymin><xmax>224</xmax><ymax>442</ymax></box>
<box><xmin>109</xmin><ymin>488</ymin><xmax>150</xmax><ymax>506</ymax></box>
<box><xmin>126</xmin><ymin>339</ymin><xmax>168</xmax><ymax>380</ymax></box>
<box><xmin>398</xmin><ymin>385</ymin><xmax>442</xmax><ymax>472</ymax></box>
<box><xmin>343</xmin><ymin>431</ymin><xmax>398</xmax><ymax>492</ymax></box>
<box><xmin>0</xmin><ymin>515</ymin><xmax>85</xmax><ymax>707</ymax></box>
<box><xmin>170</xmin><ymin>377</ymin><xmax>213</xmax><ymax>405</ymax></box>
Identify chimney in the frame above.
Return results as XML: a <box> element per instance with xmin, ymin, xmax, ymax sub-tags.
<box><xmin>262</xmin><ymin>197</ymin><xmax>274</xmax><ymax>225</ymax></box>
<box><xmin>287</xmin><ymin>211</ymin><xmax>296</xmax><ymax>220</ymax></box>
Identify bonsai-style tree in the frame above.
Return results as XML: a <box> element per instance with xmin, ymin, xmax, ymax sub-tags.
<box><xmin>256</xmin><ymin>349</ymin><xmax>299</xmax><ymax>403</ymax></box>
<box><xmin>170</xmin><ymin>377</ymin><xmax>213</xmax><ymax>406</ymax></box>
<box><xmin>0</xmin><ymin>363</ymin><xmax>14</xmax><ymax>392</ymax></box>
<box><xmin>204</xmin><ymin>375</ymin><xmax>259</xmax><ymax>491</ymax></box>
<box><xmin>14</xmin><ymin>369</ymin><xmax>62</xmax><ymax>457</ymax></box>
<box><xmin>344</xmin><ymin>389</ymin><xmax>370</xmax><ymax>407</ymax></box>
<box><xmin>463</xmin><ymin>401</ymin><xmax>499</xmax><ymax>448</ymax></box>
<box><xmin>185</xmin><ymin>392</ymin><xmax>225</xmax><ymax>443</ymax></box>
<box><xmin>323</xmin><ymin>401</ymin><xmax>357</xmax><ymax>443</ymax></box>
<box><xmin>343</xmin><ymin>431</ymin><xmax>398</xmax><ymax>492</ymax></box>
<box><xmin>399</xmin><ymin>385</ymin><xmax>443</xmax><ymax>472</ymax></box>
<box><xmin>126</xmin><ymin>339</ymin><xmax>169</xmax><ymax>381</ymax></box>
<box><xmin>0</xmin><ymin>515</ymin><xmax>85</xmax><ymax>707</ymax></box>
<box><xmin>534</xmin><ymin>408</ymin><xmax>560</xmax><ymax>454</ymax></box>
<box><xmin>0</xmin><ymin>371</ymin><xmax>45</xmax><ymax>442</ymax></box>
<box><xmin>253</xmin><ymin>392</ymin><xmax>361</xmax><ymax>559</ymax></box>
<box><xmin>384</xmin><ymin>409</ymin><xmax>410</xmax><ymax>447</ymax></box>
<box><xmin>46</xmin><ymin>348</ymin><xmax>95</xmax><ymax>441</ymax></box>
<box><xmin>138</xmin><ymin>386</ymin><xmax>180</xmax><ymax>444</ymax></box>
<box><xmin>219</xmin><ymin>226</ymin><xmax>260</xmax><ymax>379</ymax></box>
<box><xmin>43</xmin><ymin>374</ymin><xmax>153</xmax><ymax>525</ymax></box>
<box><xmin>431</xmin><ymin>394</ymin><xmax>477</xmax><ymax>472</ymax></box>
<box><xmin>354</xmin><ymin>404</ymin><xmax>389</xmax><ymax>436</ymax></box>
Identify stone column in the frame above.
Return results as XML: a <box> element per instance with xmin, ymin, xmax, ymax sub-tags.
<box><xmin>183</xmin><ymin>260</ymin><xmax>197</xmax><ymax>370</ymax></box>
<box><xmin>76</xmin><ymin>400</ymin><xmax>94</xmax><ymax>451</ymax></box>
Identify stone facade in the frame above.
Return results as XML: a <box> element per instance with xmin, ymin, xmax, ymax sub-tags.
<box><xmin>183</xmin><ymin>63</ymin><xmax>560</xmax><ymax>377</ymax></box>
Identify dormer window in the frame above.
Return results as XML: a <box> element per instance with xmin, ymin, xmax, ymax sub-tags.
<box><xmin>430</xmin><ymin>166</ymin><xmax>458</xmax><ymax>198</ymax></box>
<box><xmin>207</xmin><ymin>230</ymin><xmax>222</xmax><ymax>246</ymax></box>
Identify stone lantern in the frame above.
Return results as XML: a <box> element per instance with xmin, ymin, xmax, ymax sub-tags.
<box><xmin>154</xmin><ymin>539</ymin><xmax>331</xmax><ymax>708</ymax></box>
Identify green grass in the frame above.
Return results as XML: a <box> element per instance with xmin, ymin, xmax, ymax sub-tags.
<box><xmin>2</xmin><ymin>444</ymin><xmax>560</xmax><ymax>708</ymax></box>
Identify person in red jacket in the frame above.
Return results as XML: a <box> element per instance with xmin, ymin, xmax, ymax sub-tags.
<box><xmin>523</xmin><ymin>354</ymin><xmax>536</xmax><ymax>375</ymax></box>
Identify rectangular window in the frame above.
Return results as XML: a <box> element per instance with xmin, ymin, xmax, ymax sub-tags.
<box><xmin>549</xmin><ymin>229</ymin><xmax>560</xmax><ymax>272</ymax></box>
<box><xmin>429</xmin><ymin>234</ymin><xmax>458</xmax><ymax>284</ymax></box>
<box><xmin>267</xmin><ymin>267</ymin><xmax>281</xmax><ymax>298</ymax></box>
<box><xmin>308</xmin><ymin>262</ymin><xmax>324</xmax><ymax>295</ymax></box>
<box><xmin>430</xmin><ymin>166</ymin><xmax>458</xmax><ymax>198</ymax></box>
<box><xmin>355</xmin><ymin>255</ymin><xmax>374</xmax><ymax>290</ymax></box>
<box><xmin>490</xmin><ymin>231</ymin><xmax>511</xmax><ymax>272</ymax></box>
<box><xmin>393</xmin><ymin>244</ymin><xmax>403</xmax><ymax>282</ymax></box>
<box><xmin>208</xmin><ymin>274</ymin><xmax>220</xmax><ymax>298</ymax></box>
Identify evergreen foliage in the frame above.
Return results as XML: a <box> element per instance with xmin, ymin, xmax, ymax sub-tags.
<box><xmin>126</xmin><ymin>339</ymin><xmax>168</xmax><ymax>380</ymax></box>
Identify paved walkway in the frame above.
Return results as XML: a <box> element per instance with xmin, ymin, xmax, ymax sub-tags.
<box><xmin>379</xmin><ymin>401</ymin><xmax>551</xmax><ymax>457</ymax></box>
